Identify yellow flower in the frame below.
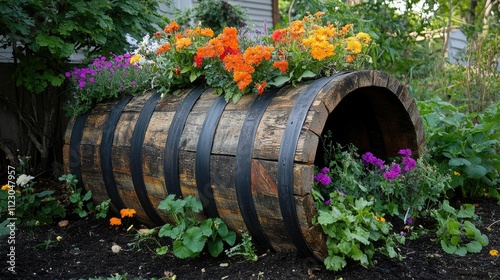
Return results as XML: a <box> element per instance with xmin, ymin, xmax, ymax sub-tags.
<box><xmin>175</xmin><ymin>37</ymin><xmax>193</xmax><ymax>50</ymax></box>
<box><xmin>129</xmin><ymin>54</ymin><xmax>142</xmax><ymax>64</ymax></box>
<box><xmin>110</xmin><ymin>217</ymin><xmax>122</xmax><ymax>226</ymax></box>
<box><xmin>56</xmin><ymin>236</ymin><xmax>63</xmax><ymax>241</ymax></box>
<box><xmin>1</xmin><ymin>184</ymin><xmax>10</xmax><ymax>191</ymax></box>
<box><xmin>120</xmin><ymin>208</ymin><xmax>137</xmax><ymax>218</ymax></box>
<box><xmin>487</xmin><ymin>227</ymin><xmax>492</xmax><ymax>231</ymax></box>
<box><xmin>375</xmin><ymin>216</ymin><xmax>386</xmax><ymax>222</ymax></box>
<box><xmin>490</xmin><ymin>249</ymin><xmax>499</xmax><ymax>257</ymax></box>
<box><xmin>454</xmin><ymin>171</ymin><xmax>460</xmax><ymax>176</ymax></box>
<box><xmin>346</xmin><ymin>37</ymin><xmax>362</xmax><ymax>54</ymax></box>
<box><xmin>356</xmin><ymin>32</ymin><xmax>371</xmax><ymax>44</ymax></box>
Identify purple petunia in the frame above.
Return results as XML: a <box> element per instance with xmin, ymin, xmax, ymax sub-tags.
<box><xmin>398</xmin><ymin>149</ymin><xmax>412</xmax><ymax>158</ymax></box>
<box><xmin>362</xmin><ymin>152</ymin><xmax>385</xmax><ymax>169</ymax></box>
<box><xmin>402</xmin><ymin>156</ymin><xmax>417</xmax><ymax>172</ymax></box>
<box><xmin>383</xmin><ymin>164</ymin><xmax>401</xmax><ymax>181</ymax></box>
<box><xmin>314</xmin><ymin>172</ymin><xmax>332</xmax><ymax>186</ymax></box>
<box><xmin>324</xmin><ymin>199</ymin><xmax>331</xmax><ymax>206</ymax></box>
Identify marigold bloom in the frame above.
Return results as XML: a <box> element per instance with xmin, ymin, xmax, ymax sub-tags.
<box><xmin>196</xmin><ymin>38</ymin><xmax>225</xmax><ymax>59</ymax></box>
<box><xmin>356</xmin><ymin>32</ymin><xmax>371</xmax><ymax>44</ymax></box>
<box><xmin>187</xmin><ymin>27</ymin><xmax>214</xmax><ymax>38</ymax></box>
<box><xmin>490</xmin><ymin>249</ymin><xmax>499</xmax><ymax>257</ymax></box>
<box><xmin>157</xmin><ymin>43</ymin><xmax>171</xmax><ymax>55</ymax></box>
<box><xmin>220</xmin><ymin>27</ymin><xmax>239</xmax><ymax>51</ymax></box>
<box><xmin>346</xmin><ymin>38</ymin><xmax>362</xmax><ymax>54</ymax></box>
<box><xmin>254</xmin><ymin>81</ymin><xmax>267</xmax><ymax>95</ymax></box>
<box><xmin>175</xmin><ymin>37</ymin><xmax>193</xmax><ymax>50</ymax></box>
<box><xmin>110</xmin><ymin>217</ymin><xmax>122</xmax><ymax>226</ymax></box>
<box><xmin>309</xmin><ymin>41</ymin><xmax>335</xmax><ymax>60</ymax></box>
<box><xmin>120</xmin><ymin>208</ymin><xmax>137</xmax><ymax>218</ymax></box>
<box><xmin>1</xmin><ymin>184</ymin><xmax>10</xmax><ymax>191</ymax></box>
<box><xmin>233</xmin><ymin>71</ymin><xmax>253</xmax><ymax>90</ymax></box>
<box><xmin>129</xmin><ymin>54</ymin><xmax>142</xmax><ymax>64</ymax></box>
<box><xmin>341</xmin><ymin>24</ymin><xmax>354</xmax><ymax>35</ymax></box>
<box><xmin>164</xmin><ymin>21</ymin><xmax>180</xmax><ymax>34</ymax></box>
<box><xmin>346</xmin><ymin>54</ymin><xmax>355</xmax><ymax>63</ymax></box>
<box><xmin>243</xmin><ymin>46</ymin><xmax>273</xmax><ymax>65</ymax></box>
<box><xmin>273</xmin><ymin>60</ymin><xmax>288</xmax><ymax>72</ymax></box>
<box><xmin>290</xmin><ymin>20</ymin><xmax>305</xmax><ymax>38</ymax></box>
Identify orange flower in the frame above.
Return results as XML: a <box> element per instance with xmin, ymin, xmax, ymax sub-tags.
<box><xmin>341</xmin><ymin>24</ymin><xmax>353</xmax><ymax>35</ymax></box>
<box><xmin>120</xmin><ymin>208</ymin><xmax>136</xmax><ymax>218</ymax></box>
<box><xmin>243</xmin><ymin>46</ymin><xmax>274</xmax><ymax>66</ymax></box>
<box><xmin>164</xmin><ymin>21</ymin><xmax>180</xmax><ymax>34</ymax></box>
<box><xmin>175</xmin><ymin>37</ymin><xmax>193</xmax><ymax>50</ymax></box>
<box><xmin>233</xmin><ymin>71</ymin><xmax>253</xmax><ymax>90</ymax></box>
<box><xmin>290</xmin><ymin>20</ymin><xmax>305</xmax><ymax>38</ymax></box>
<box><xmin>273</xmin><ymin>60</ymin><xmax>288</xmax><ymax>72</ymax></box>
<box><xmin>346</xmin><ymin>54</ymin><xmax>355</xmax><ymax>63</ymax></box>
<box><xmin>356</xmin><ymin>32</ymin><xmax>371</xmax><ymax>44</ymax></box>
<box><xmin>157</xmin><ymin>43</ymin><xmax>171</xmax><ymax>55</ymax></box>
<box><xmin>490</xmin><ymin>249</ymin><xmax>499</xmax><ymax>257</ymax></box>
<box><xmin>254</xmin><ymin>81</ymin><xmax>267</xmax><ymax>95</ymax></box>
<box><xmin>196</xmin><ymin>38</ymin><xmax>225</xmax><ymax>59</ymax></box>
<box><xmin>220</xmin><ymin>27</ymin><xmax>239</xmax><ymax>51</ymax></box>
<box><xmin>188</xmin><ymin>27</ymin><xmax>214</xmax><ymax>38</ymax></box>
<box><xmin>109</xmin><ymin>217</ymin><xmax>122</xmax><ymax>226</ymax></box>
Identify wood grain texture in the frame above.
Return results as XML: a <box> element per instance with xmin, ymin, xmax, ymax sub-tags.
<box><xmin>63</xmin><ymin>70</ymin><xmax>426</xmax><ymax>260</ymax></box>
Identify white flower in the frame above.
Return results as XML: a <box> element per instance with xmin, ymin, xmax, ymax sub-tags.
<box><xmin>16</xmin><ymin>174</ymin><xmax>35</xmax><ymax>187</ymax></box>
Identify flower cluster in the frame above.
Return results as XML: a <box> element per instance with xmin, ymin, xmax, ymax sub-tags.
<box><xmin>314</xmin><ymin>167</ymin><xmax>332</xmax><ymax>186</ymax></box>
<box><xmin>362</xmin><ymin>149</ymin><xmax>417</xmax><ymax>182</ymax></box>
<box><xmin>109</xmin><ymin>208</ymin><xmax>137</xmax><ymax>227</ymax></box>
<box><xmin>64</xmin><ymin>53</ymin><xmax>153</xmax><ymax>116</ymax></box>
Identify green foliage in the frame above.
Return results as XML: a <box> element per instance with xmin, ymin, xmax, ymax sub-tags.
<box><xmin>311</xmin><ymin>190</ymin><xmax>400</xmax><ymax>271</ymax></box>
<box><xmin>418</xmin><ymin>98</ymin><xmax>500</xmax><ymax>199</ymax></box>
<box><xmin>174</xmin><ymin>0</ymin><xmax>248</xmax><ymax>36</ymax></box>
<box><xmin>0</xmin><ymin>0</ymin><xmax>164</xmax><ymax>94</ymax></box>
<box><xmin>157</xmin><ymin>195</ymin><xmax>236</xmax><ymax>259</ymax></box>
<box><xmin>0</xmin><ymin>176</ymin><xmax>66</xmax><ymax>227</ymax></box>
<box><xmin>225</xmin><ymin>230</ymin><xmax>258</xmax><ymax>261</ymax></box>
<box><xmin>431</xmin><ymin>200</ymin><xmax>489</xmax><ymax>256</ymax></box>
<box><xmin>59</xmin><ymin>174</ymin><xmax>94</xmax><ymax>218</ymax></box>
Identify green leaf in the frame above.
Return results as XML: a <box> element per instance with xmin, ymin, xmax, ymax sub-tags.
<box><xmin>269</xmin><ymin>76</ymin><xmax>290</xmax><ymax>87</ymax></box>
<box><xmin>475</xmin><ymin>233</ymin><xmax>489</xmax><ymax>246</ymax></box>
<box><xmin>317</xmin><ymin>210</ymin><xmax>335</xmax><ymax>225</ymax></box>
<box><xmin>207</xmin><ymin>238</ymin><xmax>223</xmax><ymax>257</ymax></box>
<box><xmin>463</xmin><ymin>164</ymin><xmax>488</xmax><ymax>179</ymax></box>
<box><xmin>173</xmin><ymin>240</ymin><xmax>194</xmax><ymax>259</ymax></box>
<box><xmin>465</xmin><ymin>241</ymin><xmax>482</xmax><ymax>253</ymax></box>
<box><xmin>82</xmin><ymin>190</ymin><xmax>92</xmax><ymax>201</ymax></box>
<box><xmin>454</xmin><ymin>246</ymin><xmax>467</xmax><ymax>256</ymax></box>
<box><xmin>324</xmin><ymin>255</ymin><xmax>347</xmax><ymax>271</ymax></box>
<box><xmin>450</xmin><ymin>235</ymin><xmax>461</xmax><ymax>246</ymax></box>
<box><xmin>448</xmin><ymin>158</ymin><xmax>471</xmax><ymax>166</ymax></box>
<box><xmin>223</xmin><ymin>231</ymin><xmax>236</xmax><ymax>246</ymax></box>
<box><xmin>440</xmin><ymin>240</ymin><xmax>457</xmax><ymax>254</ymax></box>
<box><xmin>297</xmin><ymin>70</ymin><xmax>316</xmax><ymax>81</ymax></box>
<box><xmin>155</xmin><ymin>246</ymin><xmax>168</xmax><ymax>255</ymax></box>
<box><xmin>200</xmin><ymin>219</ymin><xmax>213</xmax><ymax>237</ymax></box>
<box><xmin>183</xmin><ymin>227</ymin><xmax>205</xmax><ymax>253</ymax></box>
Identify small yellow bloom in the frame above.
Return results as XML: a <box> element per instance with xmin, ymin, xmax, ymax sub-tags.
<box><xmin>375</xmin><ymin>216</ymin><xmax>386</xmax><ymax>223</ymax></box>
<box><xmin>487</xmin><ymin>227</ymin><xmax>492</xmax><ymax>231</ymax></box>
<box><xmin>56</xmin><ymin>236</ymin><xmax>63</xmax><ymax>241</ymax></box>
<box><xmin>120</xmin><ymin>208</ymin><xmax>137</xmax><ymax>218</ymax></box>
<box><xmin>1</xmin><ymin>184</ymin><xmax>10</xmax><ymax>191</ymax></box>
<box><xmin>490</xmin><ymin>249</ymin><xmax>499</xmax><ymax>257</ymax></box>
<box><xmin>355</xmin><ymin>32</ymin><xmax>371</xmax><ymax>44</ymax></box>
<box><xmin>454</xmin><ymin>171</ymin><xmax>460</xmax><ymax>176</ymax></box>
<box><xmin>110</xmin><ymin>217</ymin><xmax>122</xmax><ymax>226</ymax></box>
<box><xmin>175</xmin><ymin>37</ymin><xmax>193</xmax><ymax>50</ymax></box>
<box><xmin>129</xmin><ymin>54</ymin><xmax>142</xmax><ymax>64</ymax></box>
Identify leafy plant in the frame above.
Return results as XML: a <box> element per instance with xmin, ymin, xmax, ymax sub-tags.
<box><xmin>431</xmin><ymin>200</ymin><xmax>489</xmax><ymax>256</ymax></box>
<box><xmin>311</xmin><ymin>190</ymin><xmax>401</xmax><ymax>271</ymax></box>
<box><xmin>58</xmin><ymin>174</ymin><xmax>93</xmax><ymax>218</ymax></box>
<box><xmin>418</xmin><ymin>98</ymin><xmax>500</xmax><ymax>199</ymax></box>
<box><xmin>225</xmin><ymin>230</ymin><xmax>258</xmax><ymax>261</ymax></box>
<box><xmin>0</xmin><ymin>177</ymin><xmax>66</xmax><ymax>227</ymax></box>
<box><xmin>157</xmin><ymin>195</ymin><xmax>236</xmax><ymax>259</ymax></box>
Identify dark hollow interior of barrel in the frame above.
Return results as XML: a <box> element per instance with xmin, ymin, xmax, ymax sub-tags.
<box><xmin>315</xmin><ymin>86</ymin><xmax>417</xmax><ymax>167</ymax></box>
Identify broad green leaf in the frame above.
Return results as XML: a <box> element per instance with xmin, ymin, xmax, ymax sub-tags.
<box><xmin>269</xmin><ymin>76</ymin><xmax>290</xmax><ymax>87</ymax></box>
<box><xmin>440</xmin><ymin>240</ymin><xmax>457</xmax><ymax>254</ymax></box>
<box><xmin>200</xmin><ymin>219</ymin><xmax>213</xmax><ymax>237</ymax></box>
<box><xmin>465</xmin><ymin>241</ymin><xmax>482</xmax><ymax>253</ymax></box>
<box><xmin>324</xmin><ymin>255</ymin><xmax>347</xmax><ymax>271</ymax></box>
<box><xmin>448</xmin><ymin>158</ymin><xmax>471</xmax><ymax>166</ymax></box>
<box><xmin>297</xmin><ymin>70</ymin><xmax>316</xmax><ymax>81</ymax></box>
<box><xmin>454</xmin><ymin>246</ymin><xmax>467</xmax><ymax>256</ymax></box>
<box><xmin>463</xmin><ymin>164</ymin><xmax>488</xmax><ymax>179</ymax></box>
<box><xmin>223</xmin><ymin>231</ymin><xmax>236</xmax><ymax>246</ymax></box>
<box><xmin>207</xmin><ymin>238</ymin><xmax>223</xmax><ymax>257</ymax></box>
<box><xmin>83</xmin><ymin>190</ymin><xmax>92</xmax><ymax>201</ymax></box>
<box><xmin>156</xmin><ymin>246</ymin><xmax>168</xmax><ymax>255</ymax></box>
<box><xmin>173</xmin><ymin>240</ymin><xmax>194</xmax><ymax>259</ymax></box>
<box><xmin>317</xmin><ymin>210</ymin><xmax>335</xmax><ymax>225</ymax></box>
<box><xmin>450</xmin><ymin>235</ymin><xmax>461</xmax><ymax>246</ymax></box>
<box><xmin>183</xmin><ymin>227</ymin><xmax>205</xmax><ymax>253</ymax></box>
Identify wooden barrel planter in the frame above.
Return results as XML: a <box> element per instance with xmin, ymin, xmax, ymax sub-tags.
<box><xmin>63</xmin><ymin>70</ymin><xmax>425</xmax><ymax>260</ymax></box>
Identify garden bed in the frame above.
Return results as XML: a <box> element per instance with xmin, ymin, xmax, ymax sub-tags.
<box><xmin>2</xmin><ymin>197</ymin><xmax>498</xmax><ymax>279</ymax></box>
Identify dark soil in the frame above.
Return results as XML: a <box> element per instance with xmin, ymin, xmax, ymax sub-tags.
<box><xmin>1</xmin><ymin>197</ymin><xmax>499</xmax><ymax>280</ymax></box>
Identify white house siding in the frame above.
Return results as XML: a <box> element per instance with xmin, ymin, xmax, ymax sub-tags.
<box><xmin>447</xmin><ymin>29</ymin><xmax>468</xmax><ymax>66</ymax></box>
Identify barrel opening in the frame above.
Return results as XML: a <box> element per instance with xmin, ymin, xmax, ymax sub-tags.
<box><xmin>315</xmin><ymin>86</ymin><xmax>418</xmax><ymax>167</ymax></box>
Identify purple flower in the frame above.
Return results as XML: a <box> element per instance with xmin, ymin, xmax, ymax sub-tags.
<box><xmin>131</xmin><ymin>81</ymin><xmax>137</xmax><ymax>85</ymax></box>
<box><xmin>407</xmin><ymin>217</ymin><xmax>413</xmax><ymax>224</ymax></box>
<box><xmin>398</xmin><ymin>149</ymin><xmax>412</xmax><ymax>157</ymax></box>
<box><xmin>89</xmin><ymin>78</ymin><xmax>95</xmax><ymax>83</ymax></box>
<box><xmin>314</xmin><ymin>172</ymin><xmax>332</xmax><ymax>186</ymax></box>
<box><xmin>321</xmin><ymin>167</ymin><xmax>330</xmax><ymax>174</ymax></box>
<box><xmin>362</xmin><ymin>152</ymin><xmax>385</xmax><ymax>169</ymax></box>
<box><xmin>65</xmin><ymin>72</ymin><xmax>71</xmax><ymax>78</ymax></box>
<box><xmin>402</xmin><ymin>157</ymin><xmax>416</xmax><ymax>172</ymax></box>
<box><xmin>78</xmin><ymin>81</ymin><xmax>86</xmax><ymax>88</ymax></box>
<box><xmin>383</xmin><ymin>164</ymin><xmax>401</xmax><ymax>181</ymax></box>
<box><xmin>324</xmin><ymin>199</ymin><xmax>331</xmax><ymax>206</ymax></box>
<box><xmin>400</xmin><ymin>231</ymin><xmax>404</xmax><ymax>236</ymax></box>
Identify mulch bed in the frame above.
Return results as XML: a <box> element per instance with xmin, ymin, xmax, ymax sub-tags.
<box><xmin>1</xmin><ymin>197</ymin><xmax>499</xmax><ymax>280</ymax></box>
